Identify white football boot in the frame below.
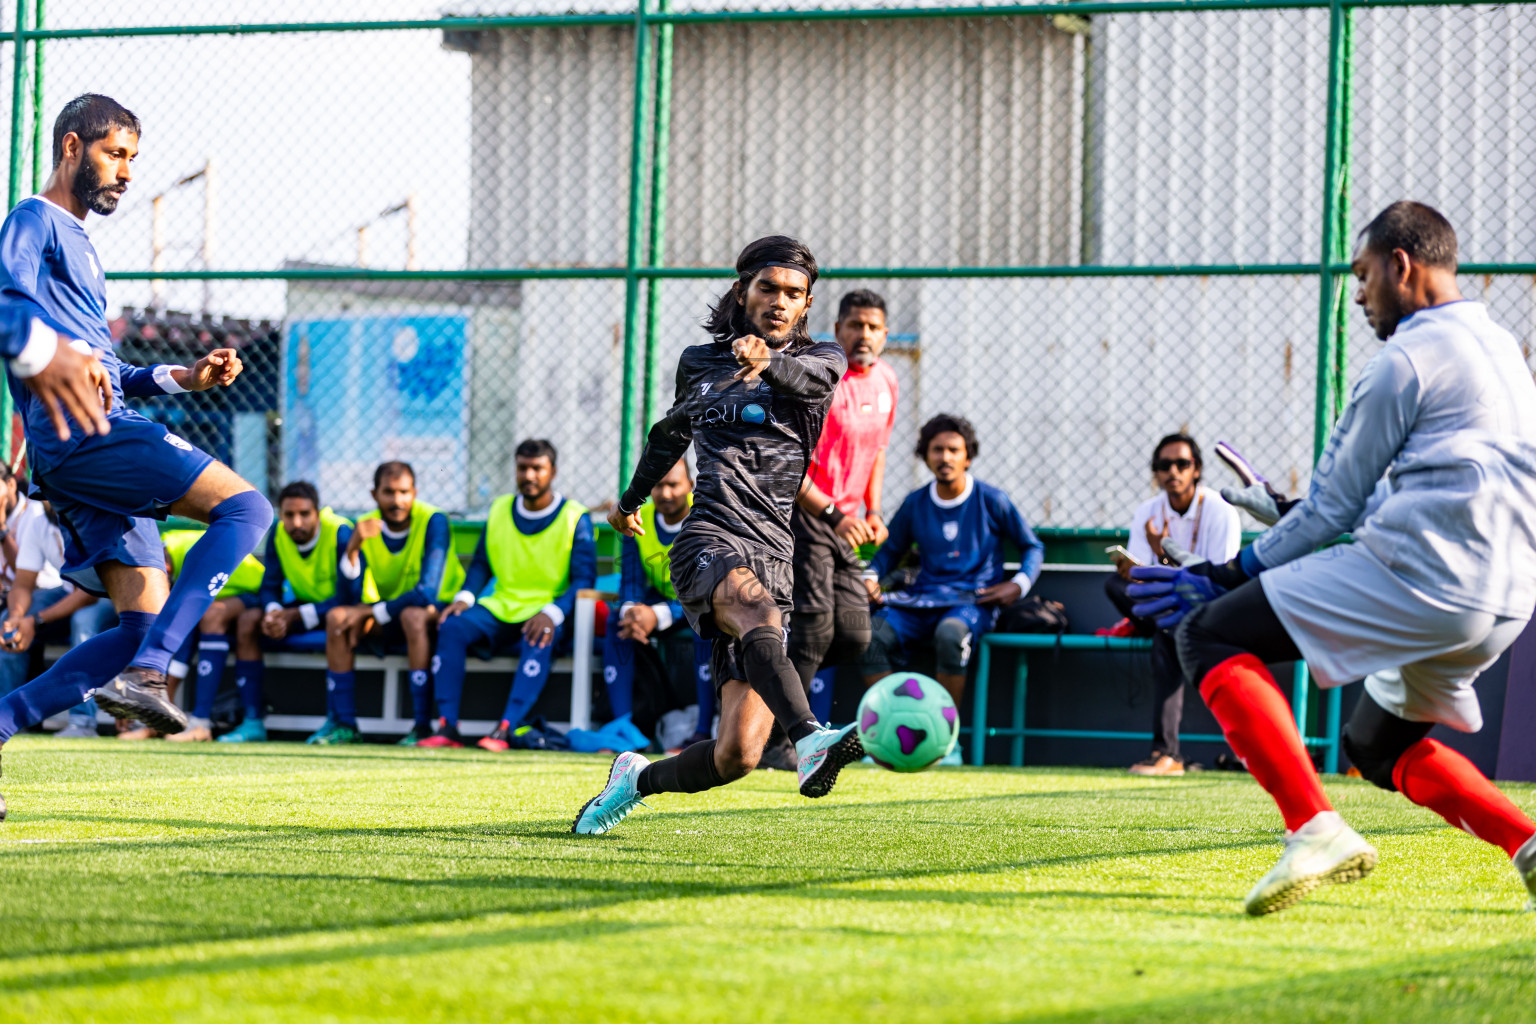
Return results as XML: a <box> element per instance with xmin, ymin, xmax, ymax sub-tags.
<box><xmin>1243</xmin><ymin>811</ymin><xmax>1377</xmax><ymax>916</ymax></box>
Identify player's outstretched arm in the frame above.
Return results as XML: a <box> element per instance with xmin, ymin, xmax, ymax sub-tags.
<box><xmin>1251</xmin><ymin>346</ymin><xmax>1418</xmax><ymax>572</ymax></box>
<box><xmin>615</xmin><ymin>358</ymin><xmax>695</xmax><ymax>522</ymax></box>
<box><xmin>172</xmin><ymin>348</ymin><xmax>243</xmax><ymax>391</ymax></box>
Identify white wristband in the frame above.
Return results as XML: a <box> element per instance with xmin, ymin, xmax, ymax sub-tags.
<box><xmin>452</xmin><ymin>590</ymin><xmax>477</xmax><ymax>609</ymax></box>
<box><xmin>10</xmin><ymin>319</ymin><xmax>59</xmax><ymax>379</ymax></box>
<box><xmin>541</xmin><ymin>602</ymin><xmax>566</xmax><ymax>628</ymax></box>
<box><xmin>650</xmin><ymin>603</ymin><xmax>675</xmax><ymax>632</ymax></box>
<box><xmin>299</xmin><ymin>604</ymin><xmax>320</xmax><ymax>631</ymax></box>
<box><xmin>153</xmin><ymin>364</ymin><xmax>190</xmax><ymax>394</ymax></box>
<box><xmin>372</xmin><ymin>601</ymin><xmax>391</xmax><ymax>625</ymax></box>
<box><xmin>339</xmin><ymin>551</ymin><xmax>361</xmax><ymax>580</ymax></box>
<box><xmin>1009</xmin><ymin>571</ymin><xmax>1034</xmax><ymax>594</ymax></box>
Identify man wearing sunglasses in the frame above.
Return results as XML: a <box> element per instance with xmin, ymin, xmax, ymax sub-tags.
<box><xmin>1105</xmin><ymin>433</ymin><xmax>1240</xmax><ymax>776</ymax></box>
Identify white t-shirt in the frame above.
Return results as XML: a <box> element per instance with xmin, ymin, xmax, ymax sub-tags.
<box><xmin>13</xmin><ymin>503</ymin><xmax>65</xmax><ymax>591</ymax></box>
<box><xmin>4</xmin><ymin>498</ymin><xmax>54</xmax><ymax>587</ymax></box>
<box><xmin>1125</xmin><ymin>485</ymin><xmax>1242</xmax><ymax>567</ymax></box>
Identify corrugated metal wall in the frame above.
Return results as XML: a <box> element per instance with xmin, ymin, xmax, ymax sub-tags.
<box><xmin>457</xmin><ymin>9</ymin><xmax>1536</xmax><ymax>521</ymax></box>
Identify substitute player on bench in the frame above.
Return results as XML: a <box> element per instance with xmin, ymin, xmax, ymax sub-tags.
<box><xmin>319</xmin><ymin>461</ymin><xmax>463</xmax><ymax>745</ymax></box>
<box><xmin>418</xmin><ymin>439</ymin><xmax>595</xmax><ymax>750</ymax></box>
<box><xmin>572</xmin><ymin>236</ymin><xmax>862</xmax><ymax>835</ymax></box>
<box><xmin>1130</xmin><ymin>202</ymin><xmax>1536</xmax><ymax>914</ymax></box>
<box><xmin>218</xmin><ymin>481</ymin><xmax>355</xmax><ymax>743</ymax></box>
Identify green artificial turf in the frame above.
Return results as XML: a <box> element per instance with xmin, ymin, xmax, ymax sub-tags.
<box><xmin>0</xmin><ymin>738</ymin><xmax>1532</xmax><ymax>1023</ymax></box>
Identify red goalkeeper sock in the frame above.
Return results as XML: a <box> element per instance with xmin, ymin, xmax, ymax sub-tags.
<box><xmin>1393</xmin><ymin>738</ymin><xmax>1536</xmax><ymax>858</ymax></box>
<box><xmin>1199</xmin><ymin>654</ymin><xmax>1332</xmax><ymax>831</ymax></box>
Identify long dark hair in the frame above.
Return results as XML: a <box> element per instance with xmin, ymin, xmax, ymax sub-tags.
<box><xmin>703</xmin><ymin>235</ymin><xmax>818</xmax><ymax>347</ymax></box>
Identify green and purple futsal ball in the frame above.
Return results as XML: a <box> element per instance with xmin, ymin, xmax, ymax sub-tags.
<box><xmin>856</xmin><ymin>672</ymin><xmax>960</xmax><ymax>772</ymax></box>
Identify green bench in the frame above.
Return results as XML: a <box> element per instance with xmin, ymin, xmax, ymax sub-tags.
<box><xmin>966</xmin><ymin>633</ymin><xmax>1343</xmax><ymax>771</ymax></box>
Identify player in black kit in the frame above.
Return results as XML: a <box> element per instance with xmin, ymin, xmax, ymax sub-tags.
<box><xmin>573</xmin><ymin>236</ymin><xmax>864</xmax><ymax>834</ymax></box>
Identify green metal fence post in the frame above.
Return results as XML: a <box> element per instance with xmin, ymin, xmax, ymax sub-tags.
<box><xmin>617</xmin><ymin>0</ymin><xmax>653</xmax><ymax>496</ymax></box>
<box><xmin>1313</xmin><ymin>0</ymin><xmax>1352</xmax><ymax>459</ymax></box>
<box><xmin>4</xmin><ymin>0</ymin><xmax>27</xmax><ymax>464</ymax></box>
<box><xmin>29</xmin><ymin>0</ymin><xmax>41</xmax><ymax>193</ymax></box>
<box><xmin>7</xmin><ymin>0</ymin><xmax>25</xmax><ymax>209</ymax></box>
<box><xmin>641</xmin><ymin>0</ymin><xmax>673</xmax><ymax>429</ymax></box>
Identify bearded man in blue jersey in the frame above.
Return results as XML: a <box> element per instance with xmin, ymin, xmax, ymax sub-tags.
<box><xmin>863</xmin><ymin>415</ymin><xmax>1045</xmax><ymax>725</ymax></box>
<box><xmin>0</xmin><ymin>95</ymin><xmax>272</xmax><ymax>819</ymax></box>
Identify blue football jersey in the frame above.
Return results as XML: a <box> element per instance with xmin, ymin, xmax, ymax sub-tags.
<box><xmin>870</xmin><ymin>476</ymin><xmax>1046</xmax><ymax>608</ymax></box>
<box><xmin>0</xmin><ymin>196</ymin><xmax>167</xmax><ymax>468</ymax></box>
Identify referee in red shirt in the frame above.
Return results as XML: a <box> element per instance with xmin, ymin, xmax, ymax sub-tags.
<box><xmin>788</xmin><ymin>289</ymin><xmax>900</xmax><ymax>725</ymax></box>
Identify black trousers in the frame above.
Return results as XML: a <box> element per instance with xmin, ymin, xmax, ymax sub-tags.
<box><xmin>1105</xmin><ymin>573</ymin><xmax>1186</xmax><ymax>759</ymax></box>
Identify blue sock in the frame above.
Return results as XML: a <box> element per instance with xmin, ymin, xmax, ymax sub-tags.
<box><xmin>192</xmin><ymin>635</ymin><xmax>230</xmax><ymax>720</ymax></box>
<box><xmin>432</xmin><ymin>617</ymin><xmax>475</xmax><ymax>728</ymax></box>
<box><xmin>500</xmin><ymin>642</ymin><xmax>554</xmax><ymax>727</ymax></box>
<box><xmin>234</xmin><ymin>659</ymin><xmax>265</xmax><ymax>720</ymax></box>
<box><xmin>693</xmin><ymin>639</ymin><xmax>714</xmax><ymax>735</ymax></box>
<box><xmin>134</xmin><ymin>490</ymin><xmax>272</xmax><ymax>674</ymax></box>
<box><xmin>810</xmin><ymin>667</ymin><xmax>836</xmax><ymax>725</ymax></box>
<box><xmin>408</xmin><ymin>669</ymin><xmax>432</xmax><ymax>729</ymax></box>
<box><xmin>0</xmin><ymin>612</ymin><xmax>155</xmax><ymax>744</ymax></box>
<box><xmin>603</xmin><ymin>632</ymin><xmax>634</xmax><ymax>718</ymax></box>
<box><xmin>328</xmin><ymin>670</ymin><xmax>357</xmax><ymax>728</ymax></box>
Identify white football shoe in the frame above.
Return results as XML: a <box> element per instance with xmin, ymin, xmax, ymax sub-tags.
<box><xmin>1514</xmin><ymin>830</ymin><xmax>1536</xmax><ymax>911</ymax></box>
<box><xmin>1243</xmin><ymin>811</ymin><xmax>1377</xmax><ymax>916</ymax></box>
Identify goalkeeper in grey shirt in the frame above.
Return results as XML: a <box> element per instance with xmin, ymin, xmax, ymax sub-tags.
<box><xmin>1129</xmin><ymin>201</ymin><xmax>1536</xmax><ymax>916</ymax></box>
<box><xmin>572</xmin><ymin>236</ymin><xmax>866</xmax><ymax>836</ymax></box>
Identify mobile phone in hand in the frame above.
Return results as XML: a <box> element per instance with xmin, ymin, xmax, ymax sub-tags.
<box><xmin>1105</xmin><ymin>544</ymin><xmax>1141</xmax><ymax>567</ymax></box>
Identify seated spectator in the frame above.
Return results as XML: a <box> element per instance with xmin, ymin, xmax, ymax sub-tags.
<box><xmin>418</xmin><ymin>439</ymin><xmax>595</xmax><ymax>750</ymax></box>
<box><xmin>0</xmin><ymin>500</ymin><xmax>110</xmax><ymax>737</ymax></box>
<box><xmin>863</xmin><ymin>414</ymin><xmax>1045</xmax><ymax>765</ymax></box>
<box><xmin>0</xmin><ymin>466</ymin><xmax>49</xmax><ymax>691</ymax></box>
<box><xmin>320</xmin><ymin>461</ymin><xmax>464</xmax><ymax>745</ymax></box>
<box><xmin>1105</xmin><ymin>433</ymin><xmax>1240</xmax><ymax>777</ymax></box>
<box><xmin>597</xmin><ymin>458</ymin><xmax>712</xmax><ymax>752</ymax></box>
<box><xmin>215</xmin><ymin>481</ymin><xmax>354</xmax><ymax>743</ymax></box>
<box><xmin>161</xmin><ymin>528</ymin><xmax>266</xmax><ymax>742</ymax></box>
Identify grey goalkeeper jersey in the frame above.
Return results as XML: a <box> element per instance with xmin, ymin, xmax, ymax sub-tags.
<box><xmin>1254</xmin><ymin>300</ymin><xmax>1536</xmax><ymax>619</ymax></box>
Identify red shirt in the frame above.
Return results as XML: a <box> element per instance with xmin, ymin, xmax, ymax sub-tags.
<box><xmin>806</xmin><ymin>358</ymin><xmax>900</xmax><ymax>515</ymax></box>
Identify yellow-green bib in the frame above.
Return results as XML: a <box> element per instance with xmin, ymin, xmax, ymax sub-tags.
<box><xmin>273</xmin><ymin>507</ymin><xmax>350</xmax><ymax>605</ymax></box>
<box><xmin>480</xmin><ymin>495</ymin><xmax>588</xmax><ymax>624</ymax></box>
<box><xmin>634</xmin><ymin>496</ymin><xmax>691</xmax><ymax>600</ymax></box>
<box><xmin>162</xmin><ymin>529</ymin><xmax>265</xmax><ymax>598</ymax></box>
<box><xmin>358</xmin><ymin>501</ymin><xmax>465</xmax><ymax>604</ymax></box>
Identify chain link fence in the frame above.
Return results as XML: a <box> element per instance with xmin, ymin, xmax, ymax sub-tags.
<box><xmin>3</xmin><ymin>1</ymin><xmax>1535</xmax><ymax>530</ymax></box>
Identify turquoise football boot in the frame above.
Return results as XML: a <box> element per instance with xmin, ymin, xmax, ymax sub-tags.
<box><xmin>571</xmin><ymin>751</ymin><xmax>650</xmax><ymax>835</ymax></box>
<box><xmin>794</xmin><ymin>724</ymin><xmax>863</xmax><ymax>798</ymax></box>
<box><xmin>218</xmin><ymin>719</ymin><xmax>268</xmax><ymax>743</ymax></box>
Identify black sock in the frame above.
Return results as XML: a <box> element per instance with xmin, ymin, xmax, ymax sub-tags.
<box><xmin>637</xmin><ymin>740</ymin><xmax>727</xmax><ymax>796</ymax></box>
<box><xmin>740</xmin><ymin>625</ymin><xmax>819</xmax><ymax>743</ymax></box>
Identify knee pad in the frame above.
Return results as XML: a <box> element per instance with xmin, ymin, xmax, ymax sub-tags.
<box><xmin>740</xmin><ymin>625</ymin><xmax>787</xmax><ymax>674</ymax></box>
<box><xmin>1341</xmin><ymin>692</ymin><xmax>1435</xmax><ymax>791</ymax></box>
<box><xmin>934</xmin><ymin>617</ymin><xmax>973</xmax><ymax>676</ymax></box>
